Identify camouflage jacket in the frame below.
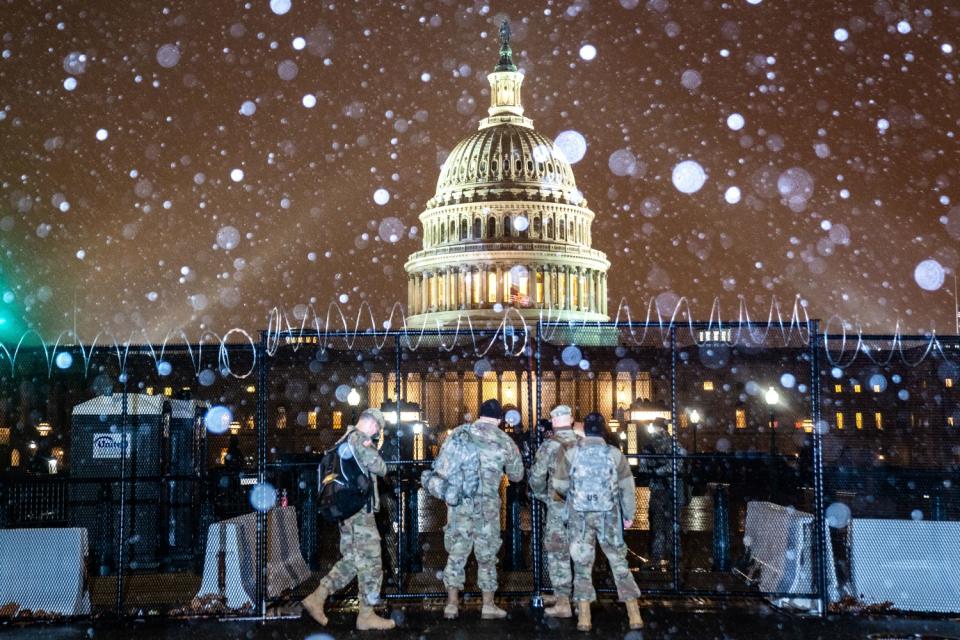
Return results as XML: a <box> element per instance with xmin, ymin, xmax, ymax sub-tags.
<box><xmin>448</xmin><ymin>418</ymin><xmax>523</xmax><ymax>505</ymax></box>
<box><xmin>529</xmin><ymin>428</ymin><xmax>579</xmax><ymax>505</ymax></box>
<box><xmin>552</xmin><ymin>436</ymin><xmax>636</xmax><ymax>517</ymax></box>
<box><xmin>344</xmin><ymin>427</ymin><xmax>388</xmax><ymax>512</ymax></box>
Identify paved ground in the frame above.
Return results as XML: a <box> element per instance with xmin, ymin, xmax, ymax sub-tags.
<box><xmin>1</xmin><ymin>600</ymin><xmax>959</xmax><ymax>639</ymax></box>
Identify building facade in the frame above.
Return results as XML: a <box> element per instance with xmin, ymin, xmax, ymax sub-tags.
<box><xmin>404</xmin><ymin>23</ymin><xmax>610</xmax><ymax>326</ymax></box>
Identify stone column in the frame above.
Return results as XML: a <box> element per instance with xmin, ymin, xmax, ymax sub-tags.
<box><xmin>408</xmin><ymin>276</ymin><xmax>416</xmax><ymax>315</ymax></box>
<box><xmin>543</xmin><ymin>265</ymin><xmax>552</xmax><ymax>308</ymax></box>
<box><xmin>566</xmin><ymin>267</ymin><xmax>574</xmax><ymax>310</ymax></box>
<box><xmin>480</xmin><ymin>266</ymin><xmax>488</xmax><ymax>305</ymax></box>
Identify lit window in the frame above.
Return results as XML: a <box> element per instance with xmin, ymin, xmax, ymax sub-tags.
<box><xmin>308</xmin><ymin>411</ymin><xmax>318</xmax><ymax>429</ymax></box>
<box><xmin>949</xmin><ymin>416</ymin><xmax>955</xmax><ymax>427</ymax></box>
<box><xmin>246</xmin><ymin>385</ymin><xmax>256</xmax><ymax>393</ymax></box>
<box><xmin>679</xmin><ymin>413</ymin><xmax>689</xmax><ymax>429</ymax></box>
<box><xmin>836</xmin><ymin>412</ymin><xmax>844</xmax><ymax>430</ymax></box>
<box><xmin>487</xmin><ymin>271</ymin><xmax>498</xmax><ymax>303</ymax></box>
<box><xmin>855</xmin><ymin>412</ymin><xmax>863</xmax><ymax>430</ymax></box>
<box><xmin>332</xmin><ymin>411</ymin><xmax>343</xmax><ymax>430</ymax></box>
<box><xmin>146</xmin><ymin>387</ymin><xmax>155</xmax><ymax>396</ymax></box>
<box><xmin>853</xmin><ymin>384</ymin><xmax>862</xmax><ymax>393</ymax></box>
<box><xmin>947</xmin><ymin>378</ymin><xmax>954</xmax><ymax>388</ymax></box>
<box><xmin>703</xmin><ymin>381</ymin><xmax>714</xmax><ymax>391</ymax></box>
<box><xmin>873</xmin><ymin>384</ymin><xmax>882</xmax><ymax>393</ymax></box>
<box><xmin>874</xmin><ymin>412</ymin><xmax>883</xmax><ymax>430</ymax></box>
<box><xmin>163</xmin><ymin>387</ymin><xmax>173</xmax><ymax>397</ymax></box>
<box><xmin>735</xmin><ymin>408</ymin><xmax>746</xmax><ymax>429</ymax></box>
<box><xmin>834</xmin><ymin>384</ymin><xmax>842</xmax><ymax>393</ymax></box>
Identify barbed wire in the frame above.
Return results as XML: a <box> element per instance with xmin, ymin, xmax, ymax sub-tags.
<box><xmin>0</xmin><ymin>297</ymin><xmax>955</xmax><ymax>380</ymax></box>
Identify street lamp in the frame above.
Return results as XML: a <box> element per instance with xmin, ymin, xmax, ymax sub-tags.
<box><xmin>688</xmin><ymin>409</ymin><xmax>701</xmax><ymax>454</ymax></box>
<box><xmin>764</xmin><ymin>387</ymin><xmax>779</xmax><ymax>455</ymax></box>
<box><xmin>347</xmin><ymin>387</ymin><xmax>361</xmax><ymax>424</ymax></box>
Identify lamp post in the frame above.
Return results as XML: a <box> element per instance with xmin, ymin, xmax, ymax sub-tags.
<box><xmin>764</xmin><ymin>386</ymin><xmax>780</xmax><ymax>502</ymax></box>
<box><xmin>688</xmin><ymin>409</ymin><xmax>701</xmax><ymax>455</ymax></box>
<box><xmin>347</xmin><ymin>387</ymin><xmax>361</xmax><ymax>424</ymax></box>
<box><xmin>764</xmin><ymin>387</ymin><xmax>779</xmax><ymax>456</ymax></box>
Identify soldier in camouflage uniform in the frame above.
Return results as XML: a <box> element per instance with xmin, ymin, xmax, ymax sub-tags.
<box><xmin>529</xmin><ymin>404</ymin><xmax>580</xmax><ymax>618</ymax></box>
<box><xmin>442</xmin><ymin>399</ymin><xmax>524</xmax><ymax>620</ymax></box>
<box><xmin>302</xmin><ymin>408</ymin><xmax>395</xmax><ymax>631</ymax></box>
<box><xmin>554</xmin><ymin>412</ymin><xmax>643</xmax><ymax>632</ymax></box>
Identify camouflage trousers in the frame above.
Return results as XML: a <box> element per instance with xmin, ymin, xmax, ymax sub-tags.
<box><xmin>443</xmin><ymin>499</ymin><xmax>502</xmax><ymax>592</ymax></box>
<box><xmin>319</xmin><ymin>510</ymin><xmax>383</xmax><ymax>605</ymax></box>
<box><xmin>569</xmin><ymin>510</ymin><xmax>641</xmax><ymax>603</ymax></box>
<box><xmin>543</xmin><ymin>502</ymin><xmax>572</xmax><ymax>598</ymax></box>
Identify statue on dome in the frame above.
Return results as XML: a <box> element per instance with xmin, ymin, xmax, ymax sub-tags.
<box><xmin>496</xmin><ymin>19</ymin><xmax>517</xmax><ymax>72</ymax></box>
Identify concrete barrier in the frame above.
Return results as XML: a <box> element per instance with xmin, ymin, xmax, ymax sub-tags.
<box><xmin>743</xmin><ymin>501</ymin><xmax>839</xmax><ymax>610</ymax></box>
<box><xmin>850</xmin><ymin>518</ymin><xmax>960</xmax><ymax>613</ymax></box>
<box><xmin>0</xmin><ymin>528</ymin><xmax>90</xmax><ymax>617</ymax></box>
<box><xmin>195</xmin><ymin>506</ymin><xmax>309</xmax><ymax>610</ymax></box>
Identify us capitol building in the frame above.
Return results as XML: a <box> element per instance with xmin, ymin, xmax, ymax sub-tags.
<box><xmin>404</xmin><ymin>23</ymin><xmax>610</xmax><ymax>326</ymax></box>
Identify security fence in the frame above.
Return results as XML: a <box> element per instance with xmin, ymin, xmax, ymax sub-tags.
<box><xmin>0</xmin><ymin>323</ymin><xmax>957</xmax><ymax>620</ymax></box>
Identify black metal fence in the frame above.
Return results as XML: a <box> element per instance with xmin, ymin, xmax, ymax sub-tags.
<box><xmin>0</xmin><ymin>323</ymin><xmax>957</xmax><ymax>620</ymax></box>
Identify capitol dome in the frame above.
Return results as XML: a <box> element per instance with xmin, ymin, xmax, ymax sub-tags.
<box><xmin>404</xmin><ymin>21</ymin><xmax>610</xmax><ymax>327</ymax></box>
<box><xmin>431</xmin><ymin>125</ymin><xmax>582</xmax><ymax>208</ymax></box>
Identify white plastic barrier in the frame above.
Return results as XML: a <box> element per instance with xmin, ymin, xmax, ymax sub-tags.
<box><xmin>0</xmin><ymin>528</ymin><xmax>91</xmax><ymax>616</ymax></box>
<box><xmin>850</xmin><ymin>518</ymin><xmax>960</xmax><ymax>613</ymax></box>
<box><xmin>195</xmin><ymin>507</ymin><xmax>309</xmax><ymax>609</ymax></box>
<box><xmin>744</xmin><ymin>501</ymin><xmax>839</xmax><ymax>610</ymax></box>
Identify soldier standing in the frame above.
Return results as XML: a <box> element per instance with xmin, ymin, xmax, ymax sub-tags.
<box><xmin>442</xmin><ymin>399</ymin><xmax>524</xmax><ymax>620</ymax></box>
<box><xmin>640</xmin><ymin>418</ymin><xmax>685</xmax><ymax>570</ymax></box>
<box><xmin>554</xmin><ymin>412</ymin><xmax>643</xmax><ymax>632</ymax></box>
<box><xmin>302</xmin><ymin>408</ymin><xmax>396</xmax><ymax>631</ymax></box>
<box><xmin>528</xmin><ymin>404</ymin><xmax>579</xmax><ymax>618</ymax></box>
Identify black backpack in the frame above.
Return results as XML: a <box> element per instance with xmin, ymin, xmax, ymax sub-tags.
<box><xmin>317</xmin><ymin>439</ymin><xmax>373</xmax><ymax>523</ymax></box>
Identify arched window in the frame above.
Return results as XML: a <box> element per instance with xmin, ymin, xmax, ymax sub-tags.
<box><xmin>460</xmin><ymin>219</ymin><xmax>468</xmax><ymax>240</ymax></box>
<box><xmin>440</xmin><ymin>224</ymin><xmax>446</xmax><ymax>243</ymax></box>
<box><xmin>487</xmin><ymin>216</ymin><xmax>496</xmax><ymax>239</ymax></box>
<box><xmin>473</xmin><ymin>218</ymin><xmax>481</xmax><ymax>239</ymax></box>
<box><xmin>449</xmin><ymin>220</ymin><xmax>456</xmax><ymax>242</ymax></box>
<box><xmin>546</xmin><ymin>218</ymin><xmax>554</xmax><ymax>239</ymax></box>
<box><xmin>504</xmin><ymin>215</ymin><xmax>512</xmax><ymax>237</ymax></box>
<box><xmin>569</xmin><ymin>220</ymin><xmax>575</xmax><ymax>242</ymax></box>
<box><xmin>533</xmin><ymin>216</ymin><xmax>542</xmax><ymax>237</ymax></box>
<box><xmin>559</xmin><ymin>218</ymin><xmax>566</xmax><ymax>240</ymax></box>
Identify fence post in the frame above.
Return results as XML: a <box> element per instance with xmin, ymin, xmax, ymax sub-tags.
<box><xmin>669</xmin><ymin>324</ymin><xmax>681</xmax><ymax>592</ymax></box>
<box><xmin>115</xmin><ymin>369</ymin><xmax>128</xmax><ymax>617</ymax></box>
<box><xmin>809</xmin><ymin>320</ymin><xmax>829</xmax><ymax>616</ymax></box>
<box><xmin>393</xmin><ymin>334</ymin><xmax>404</xmax><ymax>591</ymax></box>
<box><xmin>255</xmin><ymin>331</ymin><xmax>268</xmax><ymax>619</ymax></box>
<box><xmin>531</xmin><ymin>322</ymin><xmax>543</xmax><ymax>607</ymax></box>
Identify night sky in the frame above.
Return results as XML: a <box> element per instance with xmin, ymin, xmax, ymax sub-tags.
<box><xmin>1</xmin><ymin>0</ymin><xmax>959</xmax><ymax>342</ymax></box>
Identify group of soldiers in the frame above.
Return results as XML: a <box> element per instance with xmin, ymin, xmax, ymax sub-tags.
<box><xmin>300</xmin><ymin>399</ymin><xmax>657</xmax><ymax>632</ymax></box>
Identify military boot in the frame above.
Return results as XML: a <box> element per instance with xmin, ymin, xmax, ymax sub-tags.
<box><xmin>301</xmin><ymin>584</ymin><xmax>329</xmax><ymax>626</ymax></box>
<box><xmin>443</xmin><ymin>587</ymin><xmax>459</xmax><ymax>620</ymax></box>
<box><xmin>576</xmin><ymin>600</ymin><xmax>591</xmax><ymax>632</ymax></box>
<box><xmin>625</xmin><ymin>599</ymin><xmax>644</xmax><ymax>630</ymax></box>
<box><xmin>356</xmin><ymin>604</ymin><xmax>396</xmax><ymax>631</ymax></box>
<box><xmin>540</xmin><ymin>594</ymin><xmax>558</xmax><ymax>606</ymax></box>
<box><xmin>544</xmin><ymin>595</ymin><xmax>572</xmax><ymax>618</ymax></box>
<box><xmin>481</xmin><ymin>591</ymin><xmax>507</xmax><ymax>619</ymax></box>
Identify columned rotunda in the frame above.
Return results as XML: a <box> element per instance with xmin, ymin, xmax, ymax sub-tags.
<box><xmin>405</xmin><ymin>23</ymin><xmax>610</xmax><ymax>326</ymax></box>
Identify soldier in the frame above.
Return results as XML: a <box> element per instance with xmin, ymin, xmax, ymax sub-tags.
<box><xmin>639</xmin><ymin>418</ymin><xmax>685</xmax><ymax>570</ymax></box>
<box><xmin>554</xmin><ymin>412</ymin><xmax>643</xmax><ymax>632</ymax></box>
<box><xmin>301</xmin><ymin>408</ymin><xmax>396</xmax><ymax>631</ymax></box>
<box><xmin>528</xmin><ymin>404</ymin><xmax>580</xmax><ymax>618</ymax></box>
<box><xmin>442</xmin><ymin>399</ymin><xmax>524</xmax><ymax>620</ymax></box>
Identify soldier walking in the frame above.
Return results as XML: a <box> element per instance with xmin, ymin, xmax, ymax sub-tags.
<box><xmin>529</xmin><ymin>404</ymin><xmax>580</xmax><ymax>618</ymax></box>
<box><xmin>302</xmin><ymin>408</ymin><xmax>396</xmax><ymax>631</ymax></box>
<box><xmin>640</xmin><ymin>418</ymin><xmax>685</xmax><ymax>570</ymax></box>
<box><xmin>554</xmin><ymin>412</ymin><xmax>644</xmax><ymax>632</ymax></box>
<box><xmin>441</xmin><ymin>399</ymin><xmax>524</xmax><ymax>620</ymax></box>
